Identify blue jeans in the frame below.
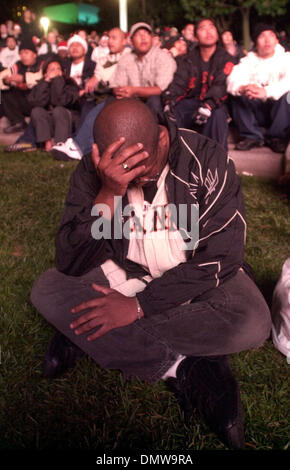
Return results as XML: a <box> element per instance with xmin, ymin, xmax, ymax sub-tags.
<box><xmin>173</xmin><ymin>98</ymin><xmax>229</xmax><ymax>150</ymax></box>
<box><xmin>74</xmin><ymin>101</ymin><xmax>107</xmax><ymax>155</ymax></box>
<box><xmin>74</xmin><ymin>95</ymin><xmax>164</xmax><ymax>156</ymax></box>
<box><xmin>30</xmin><ymin>267</ymin><xmax>271</xmax><ymax>383</ymax></box>
<box><xmin>17</xmin><ymin>121</ymin><xmax>36</xmax><ymax>145</ymax></box>
<box><xmin>231</xmin><ymin>93</ymin><xmax>290</xmax><ymax>141</ymax></box>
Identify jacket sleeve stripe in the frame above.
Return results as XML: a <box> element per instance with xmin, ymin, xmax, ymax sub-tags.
<box><xmin>198</xmin><ymin>261</ymin><xmax>221</xmax><ymax>287</ymax></box>
<box><xmin>180</xmin><ymin>135</ymin><xmax>204</xmax><ymax>184</ymax></box>
<box><xmin>197</xmin><ymin>210</ymin><xmax>241</xmax><ymax>245</ymax></box>
<box><xmin>199</xmin><ymin>169</ymin><xmax>228</xmax><ymax>222</ymax></box>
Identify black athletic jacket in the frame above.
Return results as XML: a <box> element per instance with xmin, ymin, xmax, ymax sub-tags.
<box><xmin>162</xmin><ymin>45</ymin><xmax>236</xmax><ymax>110</ymax></box>
<box><xmin>28</xmin><ymin>75</ymin><xmax>80</xmax><ymax>110</ymax></box>
<box><xmin>55</xmin><ymin>120</ymin><xmax>246</xmax><ymax>317</ymax></box>
<box><xmin>63</xmin><ymin>56</ymin><xmax>96</xmax><ymax>90</ymax></box>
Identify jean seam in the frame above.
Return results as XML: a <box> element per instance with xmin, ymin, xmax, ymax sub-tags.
<box><xmin>133</xmin><ymin>320</ymin><xmax>180</xmax><ymax>382</ymax></box>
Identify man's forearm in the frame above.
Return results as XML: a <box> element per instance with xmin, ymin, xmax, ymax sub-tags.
<box><xmin>133</xmin><ymin>86</ymin><xmax>161</xmax><ymax>98</ymax></box>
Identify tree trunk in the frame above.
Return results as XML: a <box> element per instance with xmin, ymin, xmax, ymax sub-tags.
<box><xmin>241</xmin><ymin>7</ymin><xmax>251</xmax><ymax>51</ymax></box>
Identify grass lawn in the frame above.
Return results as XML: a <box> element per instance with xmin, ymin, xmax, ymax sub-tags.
<box><xmin>0</xmin><ymin>150</ymin><xmax>289</xmax><ymax>453</ymax></box>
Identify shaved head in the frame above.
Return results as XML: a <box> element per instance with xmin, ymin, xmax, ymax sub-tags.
<box><xmin>93</xmin><ymin>99</ymin><xmax>160</xmax><ymax>157</ymax></box>
<box><xmin>108</xmin><ymin>27</ymin><xmax>126</xmax><ymax>54</ymax></box>
<box><xmin>109</xmin><ymin>27</ymin><xmax>125</xmax><ymax>39</ymax></box>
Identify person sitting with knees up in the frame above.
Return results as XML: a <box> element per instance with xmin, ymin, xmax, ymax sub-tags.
<box><xmin>0</xmin><ymin>39</ymin><xmax>43</xmax><ymax>134</ymax></box>
<box><xmin>163</xmin><ymin>18</ymin><xmax>236</xmax><ymax>150</ymax></box>
<box><xmin>28</xmin><ymin>57</ymin><xmax>80</xmax><ymax>152</ymax></box>
<box><xmin>227</xmin><ymin>24</ymin><xmax>290</xmax><ymax>153</ymax></box>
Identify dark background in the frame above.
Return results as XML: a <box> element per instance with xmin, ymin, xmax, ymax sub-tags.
<box><xmin>0</xmin><ymin>0</ymin><xmax>289</xmax><ymax>42</ymax></box>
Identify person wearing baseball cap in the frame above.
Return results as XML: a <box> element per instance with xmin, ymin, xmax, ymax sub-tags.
<box><xmin>109</xmin><ymin>20</ymin><xmax>176</xmax><ymax>118</ymax></box>
<box><xmin>129</xmin><ymin>22</ymin><xmax>152</xmax><ymax>39</ymax></box>
<box><xmin>49</xmin><ymin>22</ymin><xmax>176</xmax><ymax>161</ymax></box>
<box><xmin>227</xmin><ymin>23</ymin><xmax>290</xmax><ymax>153</ymax></box>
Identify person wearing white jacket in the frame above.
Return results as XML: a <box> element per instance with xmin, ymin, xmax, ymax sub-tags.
<box><xmin>0</xmin><ymin>36</ymin><xmax>19</xmax><ymax>68</ymax></box>
<box><xmin>227</xmin><ymin>24</ymin><xmax>290</xmax><ymax>153</ymax></box>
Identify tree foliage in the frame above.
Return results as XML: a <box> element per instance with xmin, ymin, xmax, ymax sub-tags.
<box><xmin>128</xmin><ymin>0</ymin><xmax>184</xmax><ymax>29</ymax></box>
<box><xmin>180</xmin><ymin>0</ymin><xmax>288</xmax><ymax>48</ymax></box>
<box><xmin>181</xmin><ymin>0</ymin><xmax>288</xmax><ymax>20</ymax></box>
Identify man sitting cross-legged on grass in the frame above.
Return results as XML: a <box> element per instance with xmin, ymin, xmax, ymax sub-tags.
<box><xmin>31</xmin><ymin>98</ymin><xmax>271</xmax><ymax>449</ymax></box>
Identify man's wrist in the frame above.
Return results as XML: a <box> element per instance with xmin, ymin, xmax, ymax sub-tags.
<box><xmin>135</xmin><ymin>297</ymin><xmax>144</xmax><ymax>320</ymax></box>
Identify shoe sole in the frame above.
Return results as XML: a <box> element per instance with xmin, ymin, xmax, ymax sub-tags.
<box><xmin>4</xmin><ymin>146</ymin><xmax>38</xmax><ymax>153</ymax></box>
<box><xmin>50</xmin><ymin>149</ymin><xmax>80</xmax><ymax>162</ymax></box>
<box><xmin>50</xmin><ymin>149</ymin><xmax>77</xmax><ymax>161</ymax></box>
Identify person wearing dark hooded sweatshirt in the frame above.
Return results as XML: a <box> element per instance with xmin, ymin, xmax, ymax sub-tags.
<box><xmin>0</xmin><ymin>39</ymin><xmax>43</xmax><ymax>134</ymax></box>
<box><xmin>163</xmin><ymin>18</ymin><xmax>237</xmax><ymax>150</ymax></box>
<box><xmin>27</xmin><ymin>57</ymin><xmax>80</xmax><ymax>151</ymax></box>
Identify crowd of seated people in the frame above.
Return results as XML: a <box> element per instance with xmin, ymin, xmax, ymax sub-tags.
<box><xmin>0</xmin><ymin>10</ymin><xmax>289</xmax><ymax>157</ymax></box>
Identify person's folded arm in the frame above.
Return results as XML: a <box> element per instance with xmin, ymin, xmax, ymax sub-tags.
<box><xmin>137</xmin><ymin>218</ymin><xmax>245</xmax><ymax>316</ymax></box>
<box><xmin>226</xmin><ymin>60</ymin><xmax>251</xmax><ymax>96</ymax></box>
<box><xmin>27</xmin><ymin>79</ymin><xmax>50</xmax><ymax>107</ymax></box>
<box><xmin>137</xmin><ymin>144</ymin><xmax>246</xmax><ymax>316</ymax></box>
<box><xmin>50</xmin><ymin>76</ymin><xmax>79</xmax><ymax>107</ymax></box>
<box><xmin>162</xmin><ymin>56</ymin><xmax>191</xmax><ymax>107</ymax></box>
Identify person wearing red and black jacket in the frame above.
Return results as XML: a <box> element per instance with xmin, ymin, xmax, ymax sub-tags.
<box><xmin>162</xmin><ymin>19</ymin><xmax>236</xmax><ymax>150</ymax></box>
<box><xmin>1</xmin><ymin>39</ymin><xmax>44</xmax><ymax>134</ymax></box>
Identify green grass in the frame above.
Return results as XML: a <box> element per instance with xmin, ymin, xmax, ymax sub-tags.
<box><xmin>0</xmin><ymin>150</ymin><xmax>289</xmax><ymax>451</ymax></box>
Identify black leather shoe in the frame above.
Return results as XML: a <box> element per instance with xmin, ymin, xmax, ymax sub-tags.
<box><xmin>235</xmin><ymin>138</ymin><xmax>264</xmax><ymax>151</ymax></box>
<box><xmin>167</xmin><ymin>356</ymin><xmax>245</xmax><ymax>449</ymax></box>
<box><xmin>265</xmin><ymin>137</ymin><xmax>287</xmax><ymax>154</ymax></box>
<box><xmin>43</xmin><ymin>331</ymin><xmax>85</xmax><ymax>379</ymax></box>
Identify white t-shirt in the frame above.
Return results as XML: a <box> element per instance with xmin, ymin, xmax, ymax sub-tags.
<box><xmin>0</xmin><ymin>46</ymin><xmax>20</xmax><ymax>68</ymax></box>
<box><xmin>70</xmin><ymin>61</ymin><xmax>84</xmax><ymax>87</ymax></box>
<box><xmin>100</xmin><ymin>164</ymin><xmax>187</xmax><ymax>297</ymax></box>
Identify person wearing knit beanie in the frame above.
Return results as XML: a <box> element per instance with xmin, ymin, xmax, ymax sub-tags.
<box><xmin>57</xmin><ymin>40</ymin><xmax>68</xmax><ymax>51</ymax></box>
<box><xmin>19</xmin><ymin>39</ymin><xmax>37</xmax><ymax>54</ymax></box>
<box><xmin>57</xmin><ymin>40</ymin><xmax>68</xmax><ymax>60</ymax></box>
<box><xmin>227</xmin><ymin>23</ymin><xmax>290</xmax><ymax>153</ymax></box>
<box><xmin>1</xmin><ymin>37</ymin><xmax>41</xmax><ymax>134</ymax></box>
<box><xmin>67</xmin><ymin>34</ymin><xmax>88</xmax><ymax>54</ymax></box>
<box><xmin>252</xmin><ymin>23</ymin><xmax>277</xmax><ymax>45</ymax></box>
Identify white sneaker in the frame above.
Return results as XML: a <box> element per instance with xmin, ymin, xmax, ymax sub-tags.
<box><xmin>51</xmin><ymin>138</ymin><xmax>83</xmax><ymax>161</ymax></box>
